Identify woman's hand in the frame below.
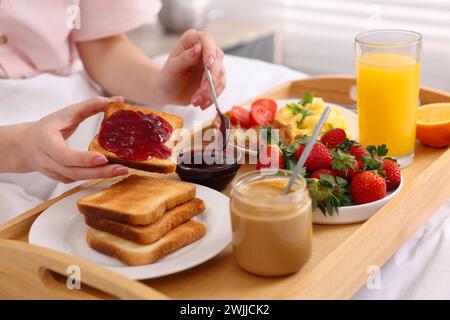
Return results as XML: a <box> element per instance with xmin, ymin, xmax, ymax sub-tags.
<box><xmin>158</xmin><ymin>29</ymin><xmax>227</xmax><ymax>109</ymax></box>
<box><xmin>18</xmin><ymin>96</ymin><xmax>128</xmax><ymax>183</ymax></box>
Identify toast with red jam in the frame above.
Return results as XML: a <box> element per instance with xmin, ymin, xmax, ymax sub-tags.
<box><xmin>89</xmin><ymin>102</ymin><xmax>183</xmax><ymax>173</ymax></box>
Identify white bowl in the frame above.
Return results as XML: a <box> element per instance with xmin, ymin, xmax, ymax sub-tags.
<box><xmin>313</xmin><ymin>174</ymin><xmax>404</xmax><ymax>225</ymax></box>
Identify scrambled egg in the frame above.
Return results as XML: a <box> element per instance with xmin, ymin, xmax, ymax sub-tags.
<box><xmin>275</xmin><ymin>97</ymin><xmax>350</xmax><ymax>143</ymax></box>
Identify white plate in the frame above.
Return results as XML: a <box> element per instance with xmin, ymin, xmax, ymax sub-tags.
<box><xmin>29</xmin><ymin>182</ymin><xmax>231</xmax><ymax>280</ymax></box>
<box><xmin>313</xmin><ymin>174</ymin><xmax>404</xmax><ymax>224</ymax></box>
<box><xmin>232</xmin><ymin>99</ymin><xmax>358</xmax><ymax>156</ymax></box>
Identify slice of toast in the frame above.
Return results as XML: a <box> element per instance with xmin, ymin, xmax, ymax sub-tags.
<box><xmin>77</xmin><ymin>175</ymin><xmax>196</xmax><ymax>225</ymax></box>
<box><xmin>89</xmin><ymin>101</ymin><xmax>183</xmax><ymax>173</ymax></box>
<box><xmin>86</xmin><ymin>220</ymin><xmax>206</xmax><ymax>266</ymax></box>
<box><xmin>83</xmin><ymin>198</ymin><xmax>205</xmax><ymax>244</ymax></box>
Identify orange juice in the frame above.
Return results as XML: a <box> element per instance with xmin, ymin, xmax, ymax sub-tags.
<box><xmin>357</xmin><ymin>52</ymin><xmax>420</xmax><ymax>157</ymax></box>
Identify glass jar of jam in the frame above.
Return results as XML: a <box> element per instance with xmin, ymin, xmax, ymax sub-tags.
<box><xmin>230</xmin><ymin>170</ymin><xmax>313</xmax><ymax>276</ymax></box>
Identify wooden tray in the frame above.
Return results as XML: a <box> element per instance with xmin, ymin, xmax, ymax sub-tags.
<box><xmin>1</xmin><ymin>76</ymin><xmax>449</xmax><ymax>299</ymax></box>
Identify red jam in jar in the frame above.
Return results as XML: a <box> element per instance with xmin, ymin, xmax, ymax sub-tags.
<box><xmin>98</xmin><ymin>109</ymin><xmax>173</xmax><ymax>161</ymax></box>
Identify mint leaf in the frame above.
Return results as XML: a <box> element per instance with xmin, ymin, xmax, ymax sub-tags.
<box><xmin>286</xmin><ymin>103</ymin><xmax>302</xmax><ymax>115</ymax></box>
<box><xmin>286</xmin><ymin>102</ymin><xmax>312</xmax><ymax>128</ymax></box>
<box><xmin>296</xmin><ymin>108</ymin><xmax>313</xmax><ymax>127</ymax></box>
<box><xmin>300</xmin><ymin>92</ymin><xmax>314</xmax><ymax>105</ymax></box>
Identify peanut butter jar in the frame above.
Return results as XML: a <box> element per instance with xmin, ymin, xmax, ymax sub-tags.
<box><xmin>230</xmin><ymin>170</ymin><xmax>313</xmax><ymax>276</ymax></box>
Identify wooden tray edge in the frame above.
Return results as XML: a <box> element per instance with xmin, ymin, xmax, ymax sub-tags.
<box><xmin>0</xmin><ymin>76</ymin><xmax>448</xmax><ymax>299</ymax></box>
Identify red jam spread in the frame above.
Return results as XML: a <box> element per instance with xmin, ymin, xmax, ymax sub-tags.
<box><xmin>98</xmin><ymin>109</ymin><xmax>173</xmax><ymax>161</ymax></box>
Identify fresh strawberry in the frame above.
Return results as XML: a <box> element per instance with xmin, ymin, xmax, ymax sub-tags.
<box><xmin>349</xmin><ymin>145</ymin><xmax>370</xmax><ymax>168</ymax></box>
<box><xmin>294</xmin><ymin>142</ymin><xmax>333</xmax><ymax>171</ymax></box>
<box><xmin>320</xmin><ymin>128</ymin><xmax>347</xmax><ymax>149</ymax></box>
<box><xmin>382</xmin><ymin>159</ymin><xmax>401</xmax><ymax>191</ymax></box>
<box><xmin>311</xmin><ymin>169</ymin><xmax>335</xmax><ymax>179</ymax></box>
<box><xmin>331</xmin><ymin>149</ymin><xmax>359</xmax><ymax>180</ymax></box>
<box><xmin>358</xmin><ymin>144</ymin><xmax>388</xmax><ymax>171</ymax></box>
<box><xmin>256</xmin><ymin>145</ymin><xmax>285</xmax><ymax>170</ymax></box>
<box><xmin>350</xmin><ymin>171</ymin><xmax>387</xmax><ymax>205</ymax></box>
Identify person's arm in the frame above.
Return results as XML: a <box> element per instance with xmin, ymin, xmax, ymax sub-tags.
<box><xmin>77</xmin><ymin>34</ymin><xmax>165</xmax><ymax>105</ymax></box>
<box><xmin>0</xmin><ymin>97</ymin><xmax>128</xmax><ymax>183</ymax></box>
<box><xmin>76</xmin><ymin>30</ymin><xmax>226</xmax><ymax>109</ymax></box>
<box><xmin>0</xmin><ymin>123</ymin><xmax>30</xmax><ymax>173</ymax></box>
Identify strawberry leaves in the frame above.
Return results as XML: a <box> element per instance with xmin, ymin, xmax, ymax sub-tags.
<box><xmin>366</xmin><ymin>144</ymin><xmax>388</xmax><ymax>157</ymax></box>
<box><xmin>281</xmin><ymin>144</ymin><xmax>297</xmax><ymax>171</ymax></box>
<box><xmin>360</xmin><ymin>144</ymin><xmax>390</xmax><ymax>175</ymax></box>
<box><xmin>255</xmin><ymin>124</ymin><xmax>397</xmax><ymax>216</ymax></box>
<box><xmin>307</xmin><ymin>174</ymin><xmax>351</xmax><ymax>216</ymax></box>
<box><xmin>280</xmin><ymin>136</ymin><xmax>308</xmax><ymax>170</ymax></box>
<box><xmin>332</xmin><ymin>149</ymin><xmax>356</xmax><ymax>175</ymax></box>
<box><xmin>337</xmin><ymin>138</ymin><xmax>355</xmax><ymax>152</ymax></box>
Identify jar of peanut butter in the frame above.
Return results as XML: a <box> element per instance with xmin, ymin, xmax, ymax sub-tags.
<box><xmin>230</xmin><ymin>170</ymin><xmax>313</xmax><ymax>276</ymax></box>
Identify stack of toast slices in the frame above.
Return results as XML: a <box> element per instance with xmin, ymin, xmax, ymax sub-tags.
<box><xmin>77</xmin><ymin>175</ymin><xmax>207</xmax><ymax>266</ymax></box>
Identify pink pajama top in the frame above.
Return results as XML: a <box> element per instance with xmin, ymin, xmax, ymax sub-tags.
<box><xmin>0</xmin><ymin>0</ymin><xmax>161</xmax><ymax>79</ymax></box>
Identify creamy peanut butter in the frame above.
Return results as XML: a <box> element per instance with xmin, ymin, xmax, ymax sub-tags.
<box><xmin>230</xmin><ymin>171</ymin><xmax>313</xmax><ymax>276</ymax></box>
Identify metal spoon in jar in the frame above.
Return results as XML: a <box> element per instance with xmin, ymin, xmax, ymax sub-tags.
<box><xmin>283</xmin><ymin>106</ymin><xmax>331</xmax><ymax>195</ymax></box>
<box><xmin>204</xmin><ymin>64</ymin><xmax>231</xmax><ymax>150</ymax></box>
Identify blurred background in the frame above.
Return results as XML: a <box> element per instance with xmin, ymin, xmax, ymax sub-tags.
<box><xmin>128</xmin><ymin>0</ymin><xmax>450</xmax><ymax>91</ymax></box>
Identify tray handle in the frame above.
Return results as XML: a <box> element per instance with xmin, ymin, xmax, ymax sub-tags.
<box><xmin>0</xmin><ymin>239</ymin><xmax>168</xmax><ymax>299</ymax></box>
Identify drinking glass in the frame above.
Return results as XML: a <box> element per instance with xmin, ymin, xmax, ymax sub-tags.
<box><xmin>356</xmin><ymin>30</ymin><xmax>422</xmax><ymax>167</ymax></box>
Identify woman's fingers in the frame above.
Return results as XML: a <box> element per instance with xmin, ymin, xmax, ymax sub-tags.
<box><xmin>199</xmin><ymin>32</ymin><xmax>217</xmax><ymax>69</ymax></box>
<box><xmin>210</xmin><ymin>66</ymin><xmax>226</xmax><ymax>97</ymax></box>
<box><xmin>176</xmin><ymin>29</ymin><xmax>216</xmax><ymax>61</ymax></box>
<box><xmin>43</xmin><ymin>170</ymin><xmax>75</xmax><ymax>184</ymax></box>
<box><xmin>198</xmin><ymin>47</ymin><xmax>225</xmax><ymax>94</ymax></box>
<box><xmin>200</xmin><ymin>99</ymin><xmax>212</xmax><ymax>110</ymax></box>
<box><xmin>171</xmin><ymin>29</ymin><xmax>200</xmax><ymax>55</ymax></box>
<box><xmin>30</xmin><ymin>96</ymin><xmax>131</xmax><ymax>182</ymax></box>
<box><xmin>211</xmin><ymin>48</ymin><xmax>224</xmax><ymax>82</ymax></box>
<box><xmin>41</xmin><ymin>130</ymin><xmax>108</xmax><ymax>167</ymax></box>
<box><xmin>193</xmin><ymin>66</ymin><xmax>227</xmax><ymax>109</ymax></box>
<box><xmin>164</xmin><ymin>43</ymin><xmax>202</xmax><ymax>75</ymax></box>
<box><xmin>60</xmin><ymin>96</ymin><xmax>112</xmax><ymax>123</ymax></box>
<box><xmin>168</xmin><ymin>29</ymin><xmax>226</xmax><ymax>107</ymax></box>
<box><xmin>44</xmin><ymin>132</ymin><xmax>129</xmax><ymax>180</ymax></box>
<box><xmin>59</xmin><ymin>163</ymin><xmax>128</xmax><ymax>181</ymax></box>
<box><xmin>42</xmin><ymin>151</ymin><xmax>128</xmax><ymax>181</ymax></box>
<box><xmin>168</xmin><ymin>29</ymin><xmax>214</xmax><ymax>74</ymax></box>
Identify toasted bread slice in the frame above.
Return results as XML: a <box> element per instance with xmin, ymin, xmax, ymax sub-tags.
<box><xmin>77</xmin><ymin>175</ymin><xmax>196</xmax><ymax>225</ymax></box>
<box><xmin>86</xmin><ymin>220</ymin><xmax>206</xmax><ymax>266</ymax></box>
<box><xmin>89</xmin><ymin>101</ymin><xmax>183</xmax><ymax>174</ymax></box>
<box><xmin>84</xmin><ymin>198</ymin><xmax>205</xmax><ymax>244</ymax></box>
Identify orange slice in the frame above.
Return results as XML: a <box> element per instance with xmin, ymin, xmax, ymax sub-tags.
<box><xmin>416</xmin><ymin>103</ymin><xmax>450</xmax><ymax>148</ymax></box>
